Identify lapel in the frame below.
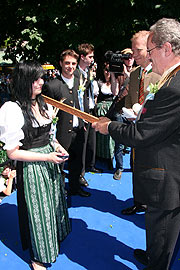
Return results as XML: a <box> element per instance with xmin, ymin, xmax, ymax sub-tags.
<box><xmin>73</xmin><ymin>75</ymin><xmax>81</xmax><ymax>110</ymax></box>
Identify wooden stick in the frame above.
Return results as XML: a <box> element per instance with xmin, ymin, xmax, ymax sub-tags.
<box><xmin>42</xmin><ymin>94</ymin><xmax>99</xmax><ymax>123</ymax></box>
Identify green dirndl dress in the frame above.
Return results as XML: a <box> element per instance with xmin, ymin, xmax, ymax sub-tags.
<box><xmin>96</xmin><ymin>100</ymin><xmax>115</xmax><ymax>159</ymax></box>
<box><xmin>17</xmin><ymin>124</ymin><xmax>71</xmax><ymax>263</ymax></box>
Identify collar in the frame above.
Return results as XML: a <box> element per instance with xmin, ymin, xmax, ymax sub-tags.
<box><xmin>61</xmin><ymin>74</ymin><xmax>74</xmax><ymax>89</ymax></box>
<box><xmin>162</xmin><ymin>62</ymin><xmax>180</xmax><ymax>78</ymax></box>
<box><xmin>144</xmin><ymin>63</ymin><xmax>152</xmax><ymax>74</ymax></box>
<box><xmin>78</xmin><ymin>65</ymin><xmax>88</xmax><ymax>78</ymax></box>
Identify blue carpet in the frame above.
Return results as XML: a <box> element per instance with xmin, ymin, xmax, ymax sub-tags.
<box><xmin>0</xmin><ymin>154</ymin><xmax>180</xmax><ymax>269</ymax></box>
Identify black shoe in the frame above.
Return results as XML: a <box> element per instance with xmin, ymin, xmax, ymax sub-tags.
<box><xmin>68</xmin><ymin>188</ymin><xmax>91</xmax><ymax>197</ymax></box>
<box><xmin>79</xmin><ymin>175</ymin><xmax>89</xmax><ymax>187</ymax></box>
<box><xmin>121</xmin><ymin>204</ymin><xmax>147</xmax><ymax>215</ymax></box>
<box><xmin>122</xmin><ymin>149</ymin><xmax>130</xmax><ymax>155</ymax></box>
<box><xmin>88</xmin><ymin>167</ymin><xmax>102</xmax><ymax>173</ymax></box>
<box><xmin>134</xmin><ymin>249</ymin><xmax>149</xmax><ymax>266</ymax></box>
<box><xmin>113</xmin><ymin>169</ymin><xmax>122</xmax><ymax>180</ymax></box>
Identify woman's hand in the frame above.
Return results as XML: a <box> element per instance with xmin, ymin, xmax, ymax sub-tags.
<box><xmin>47</xmin><ymin>152</ymin><xmax>69</xmax><ymax>164</ymax></box>
<box><xmin>53</xmin><ymin>143</ymin><xmax>69</xmax><ymax>163</ymax></box>
<box><xmin>7</xmin><ymin>145</ymin><xmax>69</xmax><ymax>164</ymax></box>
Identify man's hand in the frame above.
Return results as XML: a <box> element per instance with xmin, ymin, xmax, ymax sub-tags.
<box><xmin>92</xmin><ymin>117</ymin><xmax>111</xmax><ymax>135</ymax></box>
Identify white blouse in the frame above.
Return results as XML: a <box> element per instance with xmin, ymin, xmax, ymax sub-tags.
<box><xmin>101</xmin><ymin>83</ymin><xmax>112</xmax><ymax>95</ymax></box>
<box><xmin>0</xmin><ymin>101</ymin><xmax>53</xmax><ymax>150</ymax></box>
<box><xmin>0</xmin><ymin>176</ymin><xmax>6</xmax><ymax>193</ymax></box>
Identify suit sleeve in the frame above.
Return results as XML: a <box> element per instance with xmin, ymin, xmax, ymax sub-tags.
<box><xmin>109</xmin><ymin>85</ymin><xmax>180</xmax><ymax>148</ymax></box>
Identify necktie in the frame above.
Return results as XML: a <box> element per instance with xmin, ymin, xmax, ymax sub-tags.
<box><xmin>138</xmin><ymin>69</ymin><xmax>146</xmax><ymax>105</ymax></box>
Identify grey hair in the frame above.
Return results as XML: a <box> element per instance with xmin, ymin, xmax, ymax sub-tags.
<box><xmin>150</xmin><ymin>18</ymin><xmax>180</xmax><ymax>56</ymax></box>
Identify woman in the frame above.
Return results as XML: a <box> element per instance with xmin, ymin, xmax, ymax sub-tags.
<box><xmin>96</xmin><ymin>63</ymin><xmax>117</xmax><ymax>170</ymax></box>
<box><xmin>0</xmin><ymin>62</ymin><xmax>71</xmax><ymax>270</ymax></box>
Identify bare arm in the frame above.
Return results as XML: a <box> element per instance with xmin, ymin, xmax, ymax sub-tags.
<box><xmin>7</xmin><ymin>146</ymin><xmax>67</xmax><ymax>164</ymax></box>
<box><xmin>3</xmin><ymin>170</ymin><xmax>16</xmax><ymax>196</ymax></box>
<box><xmin>110</xmin><ymin>72</ymin><xmax>119</xmax><ymax>96</ymax></box>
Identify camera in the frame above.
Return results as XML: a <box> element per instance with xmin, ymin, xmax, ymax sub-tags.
<box><xmin>104</xmin><ymin>50</ymin><xmax>131</xmax><ymax>73</ymax></box>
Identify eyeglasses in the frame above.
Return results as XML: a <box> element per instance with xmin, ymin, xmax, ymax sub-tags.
<box><xmin>147</xmin><ymin>46</ymin><xmax>159</xmax><ymax>55</ymax></box>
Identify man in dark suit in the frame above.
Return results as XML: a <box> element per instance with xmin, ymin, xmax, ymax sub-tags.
<box><xmin>92</xmin><ymin>17</ymin><xmax>180</xmax><ymax>269</ymax></box>
<box><xmin>43</xmin><ymin>49</ymin><xmax>91</xmax><ymax>197</ymax></box>
<box><xmin>122</xmin><ymin>30</ymin><xmax>160</xmax><ymax>215</ymax></box>
<box><xmin>77</xmin><ymin>43</ymin><xmax>101</xmax><ymax>179</ymax></box>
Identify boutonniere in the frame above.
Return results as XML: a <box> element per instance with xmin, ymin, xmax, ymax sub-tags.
<box><xmin>89</xmin><ymin>71</ymin><xmax>95</xmax><ymax>82</ymax></box>
<box><xmin>145</xmin><ymin>82</ymin><xmax>159</xmax><ymax>101</ymax></box>
<box><xmin>79</xmin><ymin>73</ymin><xmax>87</xmax><ymax>92</ymax></box>
<box><xmin>78</xmin><ymin>85</ymin><xmax>86</xmax><ymax>92</ymax></box>
<box><xmin>52</xmin><ymin>116</ymin><xmax>59</xmax><ymax>125</ymax></box>
<box><xmin>149</xmin><ymin>82</ymin><xmax>159</xmax><ymax>94</ymax></box>
<box><xmin>142</xmin><ymin>107</ymin><xmax>147</xmax><ymax>114</ymax></box>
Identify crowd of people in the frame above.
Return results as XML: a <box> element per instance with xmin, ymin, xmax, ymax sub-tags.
<box><xmin>0</xmin><ymin>17</ymin><xmax>180</xmax><ymax>270</ymax></box>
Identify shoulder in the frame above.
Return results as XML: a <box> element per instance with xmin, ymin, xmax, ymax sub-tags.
<box><xmin>130</xmin><ymin>66</ymin><xmax>140</xmax><ymax>80</ymax></box>
<box><xmin>131</xmin><ymin>66</ymin><xmax>141</xmax><ymax>74</ymax></box>
<box><xmin>163</xmin><ymin>71</ymin><xmax>180</xmax><ymax>95</ymax></box>
<box><xmin>0</xmin><ymin>101</ymin><xmax>21</xmax><ymax>114</ymax></box>
<box><xmin>74</xmin><ymin>69</ymin><xmax>81</xmax><ymax>79</ymax></box>
<box><xmin>45</xmin><ymin>78</ymin><xmax>62</xmax><ymax>88</ymax></box>
<box><xmin>0</xmin><ymin>101</ymin><xmax>24</xmax><ymax>123</ymax></box>
<box><xmin>130</xmin><ymin>66</ymin><xmax>140</xmax><ymax>73</ymax></box>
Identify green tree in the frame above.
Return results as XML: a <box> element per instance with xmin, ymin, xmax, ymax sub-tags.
<box><xmin>1</xmin><ymin>0</ymin><xmax>180</xmax><ymax>67</ymax></box>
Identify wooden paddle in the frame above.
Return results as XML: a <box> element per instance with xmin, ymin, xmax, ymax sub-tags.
<box><xmin>42</xmin><ymin>94</ymin><xmax>99</xmax><ymax>124</ymax></box>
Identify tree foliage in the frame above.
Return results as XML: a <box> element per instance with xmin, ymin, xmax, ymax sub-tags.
<box><xmin>1</xmin><ymin>0</ymin><xmax>180</xmax><ymax>67</ymax></box>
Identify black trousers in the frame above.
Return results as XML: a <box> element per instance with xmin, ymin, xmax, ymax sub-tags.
<box><xmin>68</xmin><ymin>127</ymin><xmax>85</xmax><ymax>191</ymax></box>
<box><xmin>145</xmin><ymin>205</ymin><xmax>180</xmax><ymax>269</ymax></box>
<box><xmin>81</xmin><ymin>122</ymin><xmax>96</xmax><ymax>175</ymax></box>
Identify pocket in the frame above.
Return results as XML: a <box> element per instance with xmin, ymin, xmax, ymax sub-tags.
<box><xmin>134</xmin><ymin>166</ymin><xmax>165</xmax><ymax>205</ymax></box>
<box><xmin>137</xmin><ymin>167</ymin><xmax>165</xmax><ymax>181</ymax></box>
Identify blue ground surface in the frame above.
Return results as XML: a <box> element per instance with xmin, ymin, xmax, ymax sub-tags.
<box><xmin>0</xmin><ymin>154</ymin><xmax>180</xmax><ymax>270</ymax></box>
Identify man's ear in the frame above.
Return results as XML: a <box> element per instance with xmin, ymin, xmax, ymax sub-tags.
<box><xmin>81</xmin><ymin>54</ymin><xmax>85</xmax><ymax>61</ymax></box>
<box><xmin>164</xmin><ymin>42</ymin><xmax>173</xmax><ymax>56</ymax></box>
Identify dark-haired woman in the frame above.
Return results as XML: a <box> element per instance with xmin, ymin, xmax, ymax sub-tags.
<box><xmin>0</xmin><ymin>62</ymin><xmax>71</xmax><ymax>270</ymax></box>
<box><xmin>96</xmin><ymin>63</ymin><xmax>117</xmax><ymax>170</ymax></box>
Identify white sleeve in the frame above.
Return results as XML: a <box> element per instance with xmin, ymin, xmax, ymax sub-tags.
<box><xmin>0</xmin><ymin>176</ymin><xmax>6</xmax><ymax>193</ymax></box>
<box><xmin>0</xmin><ymin>102</ymin><xmax>24</xmax><ymax>150</ymax></box>
<box><xmin>92</xmin><ymin>80</ymin><xmax>99</xmax><ymax>96</ymax></box>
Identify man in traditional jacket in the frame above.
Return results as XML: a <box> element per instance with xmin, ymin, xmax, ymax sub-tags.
<box><xmin>43</xmin><ymin>49</ymin><xmax>91</xmax><ymax>197</ymax></box>
<box><xmin>92</xmin><ymin>18</ymin><xmax>180</xmax><ymax>270</ymax></box>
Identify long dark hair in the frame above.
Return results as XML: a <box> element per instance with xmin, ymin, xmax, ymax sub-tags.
<box><xmin>11</xmin><ymin>62</ymin><xmax>48</xmax><ymax>127</ymax></box>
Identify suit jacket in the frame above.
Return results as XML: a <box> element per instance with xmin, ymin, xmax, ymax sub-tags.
<box><xmin>43</xmin><ymin>73</ymin><xmax>89</xmax><ymax>150</ymax></box>
<box><xmin>108</xmin><ymin>69</ymin><xmax>180</xmax><ymax>210</ymax></box>
<box><xmin>125</xmin><ymin>66</ymin><xmax>161</xmax><ymax>108</ymax></box>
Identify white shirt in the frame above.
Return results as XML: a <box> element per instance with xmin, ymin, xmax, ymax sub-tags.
<box><xmin>0</xmin><ymin>101</ymin><xmax>53</xmax><ymax>150</ymax></box>
<box><xmin>61</xmin><ymin>74</ymin><xmax>74</xmax><ymax>89</ymax></box>
<box><xmin>78</xmin><ymin>65</ymin><xmax>96</xmax><ymax>109</ymax></box>
<box><xmin>0</xmin><ymin>176</ymin><xmax>6</xmax><ymax>193</ymax></box>
<box><xmin>61</xmin><ymin>74</ymin><xmax>79</xmax><ymax>127</ymax></box>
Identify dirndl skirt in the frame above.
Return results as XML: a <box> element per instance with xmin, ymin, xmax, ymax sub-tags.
<box><xmin>17</xmin><ymin>144</ymin><xmax>71</xmax><ymax>263</ymax></box>
<box><xmin>96</xmin><ymin>100</ymin><xmax>115</xmax><ymax>159</ymax></box>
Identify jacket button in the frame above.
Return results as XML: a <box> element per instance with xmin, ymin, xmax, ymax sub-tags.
<box><xmin>69</xmin><ymin>120</ymin><xmax>72</xmax><ymax>123</ymax></box>
<box><xmin>68</xmin><ymin>129</ymin><xmax>72</xmax><ymax>133</ymax></box>
<box><xmin>70</xmin><ymin>100</ymin><xmax>73</xmax><ymax>104</ymax></box>
<box><xmin>69</xmin><ymin>90</ymin><xmax>73</xmax><ymax>94</ymax></box>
